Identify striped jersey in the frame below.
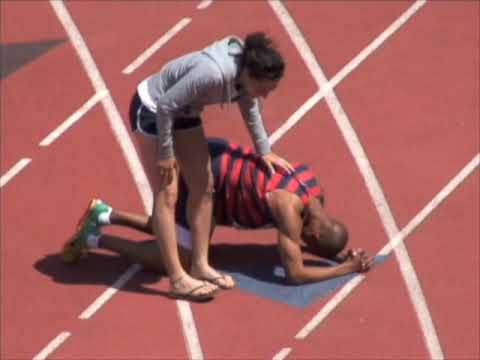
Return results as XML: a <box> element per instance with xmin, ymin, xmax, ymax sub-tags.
<box><xmin>209</xmin><ymin>139</ymin><xmax>323</xmax><ymax>229</ymax></box>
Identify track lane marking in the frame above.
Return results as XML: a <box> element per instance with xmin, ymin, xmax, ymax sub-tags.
<box><xmin>197</xmin><ymin>0</ymin><xmax>213</xmax><ymax>10</ymax></box>
<box><xmin>270</xmin><ymin>1</ymin><xmax>444</xmax><ymax>359</ymax></box>
<box><xmin>39</xmin><ymin>90</ymin><xmax>108</xmax><ymax>146</ymax></box>
<box><xmin>50</xmin><ymin>0</ymin><xmax>153</xmax><ymax>211</ymax></box>
<box><xmin>49</xmin><ymin>1</ymin><xmax>203</xmax><ymax>359</ymax></box>
<box><xmin>1</xmin><ymin>158</ymin><xmax>32</xmax><ymax>188</ymax></box>
<box><xmin>269</xmin><ymin>0</ymin><xmax>427</xmax><ymax>144</ymax></box>
<box><xmin>32</xmin><ymin>331</ymin><xmax>71</xmax><ymax>360</ymax></box>
<box><xmin>272</xmin><ymin>347</ymin><xmax>292</xmax><ymax>360</ymax></box>
<box><xmin>176</xmin><ymin>300</ymin><xmax>204</xmax><ymax>360</ymax></box>
<box><xmin>296</xmin><ymin>154</ymin><xmax>479</xmax><ymax>339</ymax></box>
<box><xmin>122</xmin><ymin>18</ymin><xmax>192</xmax><ymax>75</ymax></box>
<box><xmin>41</xmin><ymin>1</ymin><xmax>434</xmax><ymax>359</ymax></box>
<box><xmin>79</xmin><ymin>263</ymin><xmax>142</xmax><ymax>319</ymax></box>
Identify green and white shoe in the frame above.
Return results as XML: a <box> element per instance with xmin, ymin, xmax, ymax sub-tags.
<box><xmin>61</xmin><ymin>199</ymin><xmax>111</xmax><ymax>263</ymax></box>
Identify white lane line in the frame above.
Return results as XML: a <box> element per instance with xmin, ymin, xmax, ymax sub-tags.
<box><xmin>177</xmin><ymin>300</ymin><xmax>204</xmax><ymax>360</ymax></box>
<box><xmin>328</xmin><ymin>0</ymin><xmax>427</xmax><ymax>92</ymax></box>
<box><xmin>39</xmin><ymin>90</ymin><xmax>108</xmax><ymax>146</ymax></box>
<box><xmin>296</xmin><ymin>274</ymin><xmax>365</xmax><ymax>339</ymax></box>
<box><xmin>270</xmin><ymin>90</ymin><xmax>323</xmax><ymax>144</ymax></box>
<box><xmin>50</xmin><ymin>0</ymin><xmax>152</xmax><ymax>218</ymax></box>
<box><xmin>197</xmin><ymin>0</ymin><xmax>213</xmax><ymax>10</ymax></box>
<box><xmin>296</xmin><ymin>154</ymin><xmax>479</xmax><ymax>339</ymax></box>
<box><xmin>122</xmin><ymin>18</ymin><xmax>192</xmax><ymax>75</ymax></box>
<box><xmin>0</xmin><ymin>158</ymin><xmax>31</xmax><ymax>188</ymax></box>
<box><xmin>32</xmin><ymin>331</ymin><xmax>71</xmax><ymax>360</ymax></box>
<box><xmin>272</xmin><ymin>347</ymin><xmax>292</xmax><ymax>360</ymax></box>
<box><xmin>327</xmin><ymin>62</ymin><xmax>446</xmax><ymax>359</ymax></box>
<box><xmin>50</xmin><ymin>2</ymin><xmax>203</xmax><ymax>359</ymax></box>
<box><xmin>45</xmin><ymin>0</ymin><xmax>427</xmax><ymax>358</ymax></box>
<box><xmin>79</xmin><ymin>264</ymin><xmax>142</xmax><ymax>319</ymax></box>
<box><xmin>270</xmin><ymin>1</ymin><xmax>444</xmax><ymax>359</ymax></box>
<box><xmin>269</xmin><ymin>0</ymin><xmax>427</xmax><ymax>144</ymax></box>
<box><xmin>377</xmin><ymin>154</ymin><xmax>479</xmax><ymax>257</ymax></box>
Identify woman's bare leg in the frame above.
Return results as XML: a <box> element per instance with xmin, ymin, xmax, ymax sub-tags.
<box><xmin>136</xmin><ymin>134</ymin><xmax>217</xmax><ymax>298</ymax></box>
<box><xmin>174</xmin><ymin>127</ymin><xmax>235</xmax><ymax>289</ymax></box>
<box><xmin>151</xmin><ymin>173</ymin><xmax>216</xmax><ymax>295</ymax></box>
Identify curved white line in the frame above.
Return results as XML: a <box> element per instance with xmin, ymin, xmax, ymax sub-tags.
<box><xmin>269</xmin><ymin>1</ymin><xmax>444</xmax><ymax>359</ymax></box>
<box><xmin>49</xmin><ymin>2</ymin><xmax>203</xmax><ymax>359</ymax></box>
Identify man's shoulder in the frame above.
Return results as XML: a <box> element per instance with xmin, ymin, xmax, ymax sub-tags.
<box><xmin>267</xmin><ymin>190</ymin><xmax>303</xmax><ymax>220</ymax></box>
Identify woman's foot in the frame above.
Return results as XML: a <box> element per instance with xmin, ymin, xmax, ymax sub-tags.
<box><xmin>169</xmin><ymin>274</ymin><xmax>219</xmax><ymax>302</ymax></box>
<box><xmin>191</xmin><ymin>265</ymin><xmax>236</xmax><ymax>290</ymax></box>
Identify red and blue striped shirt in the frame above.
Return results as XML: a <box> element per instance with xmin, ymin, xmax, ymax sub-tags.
<box><xmin>210</xmin><ymin>139</ymin><xmax>322</xmax><ymax>229</ymax></box>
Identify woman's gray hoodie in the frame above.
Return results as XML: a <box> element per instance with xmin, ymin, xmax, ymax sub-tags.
<box><xmin>138</xmin><ymin>35</ymin><xmax>271</xmax><ymax>160</ymax></box>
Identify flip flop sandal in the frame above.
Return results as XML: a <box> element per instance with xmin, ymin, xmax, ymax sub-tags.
<box><xmin>168</xmin><ymin>282</ymin><xmax>218</xmax><ymax>302</ymax></box>
<box><xmin>200</xmin><ymin>273</ymin><xmax>235</xmax><ymax>290</ymax></box>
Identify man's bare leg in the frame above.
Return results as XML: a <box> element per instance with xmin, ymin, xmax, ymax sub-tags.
<box><xmin>98</xmin><ymin>236</ymin><xmax>191</xmax><ymax>274</ymax></box>
<box><xmin>62</xmin><ymin>198</ymin><xmax>215</xmax><ymax>299</ymax></box>
<box><xmin>109</xmin><ymin>210</ymin><xmax>153</xmax><ymax>234</ymax></box>
<box><xmin>105</xmin><ymin>208</ymin><xmax>219</xmax><ymax>275</ymax></box>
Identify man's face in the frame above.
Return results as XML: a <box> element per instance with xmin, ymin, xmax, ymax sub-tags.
<box><xmin>301</xmin><ymin>197</ymin><xmax>335</xmax><ymax>248</ymax></box>
<box><xmin>301</xmin><ymin>210</ymin><xmax>325</xmax><ymax>245</ymax></box>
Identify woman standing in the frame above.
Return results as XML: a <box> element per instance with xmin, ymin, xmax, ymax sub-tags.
<box><xmin>130</xmin><ymin>32</ymin><xmax>293</xmax><ymax>300</ymax></box>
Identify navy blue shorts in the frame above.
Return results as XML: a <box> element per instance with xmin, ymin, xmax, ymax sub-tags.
<box><xmin>129</xmin><ymin>91</ymin><xmax>202</xmax><ymax>135</ymax></box>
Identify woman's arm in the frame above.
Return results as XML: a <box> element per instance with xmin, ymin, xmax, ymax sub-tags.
<box><xmin>237</xmin><ymin>96</ymin><xmax>294</xmax><ymax>174</ymax></box>
<box><xmin>237</xmin><ymin>95</ymin><xmax>271</xmax><ymax>155</ymax></box>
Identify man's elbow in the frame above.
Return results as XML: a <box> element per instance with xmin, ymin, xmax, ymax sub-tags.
<box><xmin>286</xmin><ymin>267</ymin><xmax>306</xmax><ymax>285</ymax></box>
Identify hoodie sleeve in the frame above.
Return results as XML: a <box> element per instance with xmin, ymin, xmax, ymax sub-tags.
<box><xmin>155</xmin><ymin>68</ymin><xmax>223</xmax><ymax>160</ymax></box>
<box><xmin>237</xmin><ymin>94</ymin><xmax>272</xmax><ymax>155</ymax></box>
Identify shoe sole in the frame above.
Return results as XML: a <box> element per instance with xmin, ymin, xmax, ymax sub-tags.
<box><xmin>168</xmin><ymin>288</ymin><xmax>218</xmax><ymax>302</ymax></box>
<box><xmin>61</xmin><ymin>199</ymin><xmax>98</xmax><ymax>263</ymax></box>
<box><xmin>168</xmin><ymin>283</ymin><xmax>220</xmax><ymax>302</ymax></box>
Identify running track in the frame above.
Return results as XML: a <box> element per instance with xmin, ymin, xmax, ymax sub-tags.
<box><xmin>1</xmin><ymin>1</ymin><xmax>478</xmax><ymax>359</ymax></box>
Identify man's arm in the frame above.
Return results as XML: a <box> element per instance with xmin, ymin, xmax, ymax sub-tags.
<box><xmin>277</xmin><ymin>232</ymin><xmax>366</xmax><ymax>284</ymax></box>
<box><xmin>268</xmin><ymin>190</ymin><xmax>368</xmax><ymax>284</ymax></box>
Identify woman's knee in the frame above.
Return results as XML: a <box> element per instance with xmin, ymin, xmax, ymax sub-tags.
<box><xmin>155</xmin><ymin>185</ymin><xmax>178</xmax><ymax>211</ymax></box>
<box><xmin>189</xmin><ymin>166</ymin><xmax>215</xmax><ymax>197</ymax></box>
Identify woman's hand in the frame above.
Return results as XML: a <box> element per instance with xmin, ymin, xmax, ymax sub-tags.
<box><xmin>261</xmin><ymin>152</ymin><xmax>295</xmax><ymax>176</ymax></box>
<box><xmin>156</xmin><ymin>156</ymin><xmax>178</xmax><ymax>188</ymax></box>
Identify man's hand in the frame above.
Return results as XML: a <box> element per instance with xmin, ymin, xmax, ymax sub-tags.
<box><xmin>344</xmin><ymin>248</ymin><xmax>374</xmax><ymax>273</ymax></box>
<box><xmin>156</xmin><ymin>156</ymin><xmax>177</xmax><ymax>188</ymax></box>
<box><xmin>261</xmin><ymin>152</ymin><xmax>295</xmax><ymax>176</ymax></box>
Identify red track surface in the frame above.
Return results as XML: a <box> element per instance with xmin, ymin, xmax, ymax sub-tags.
<box><xmin>1</xmin><ymin>1</ymin><xmax>478</xmax><ymax>359</ymax></box>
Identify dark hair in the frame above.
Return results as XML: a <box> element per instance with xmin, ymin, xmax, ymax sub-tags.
<box><xmin>242</xmin><ymin>32</ymin><xmax>285</xmax><ymax>81</ymax></box>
